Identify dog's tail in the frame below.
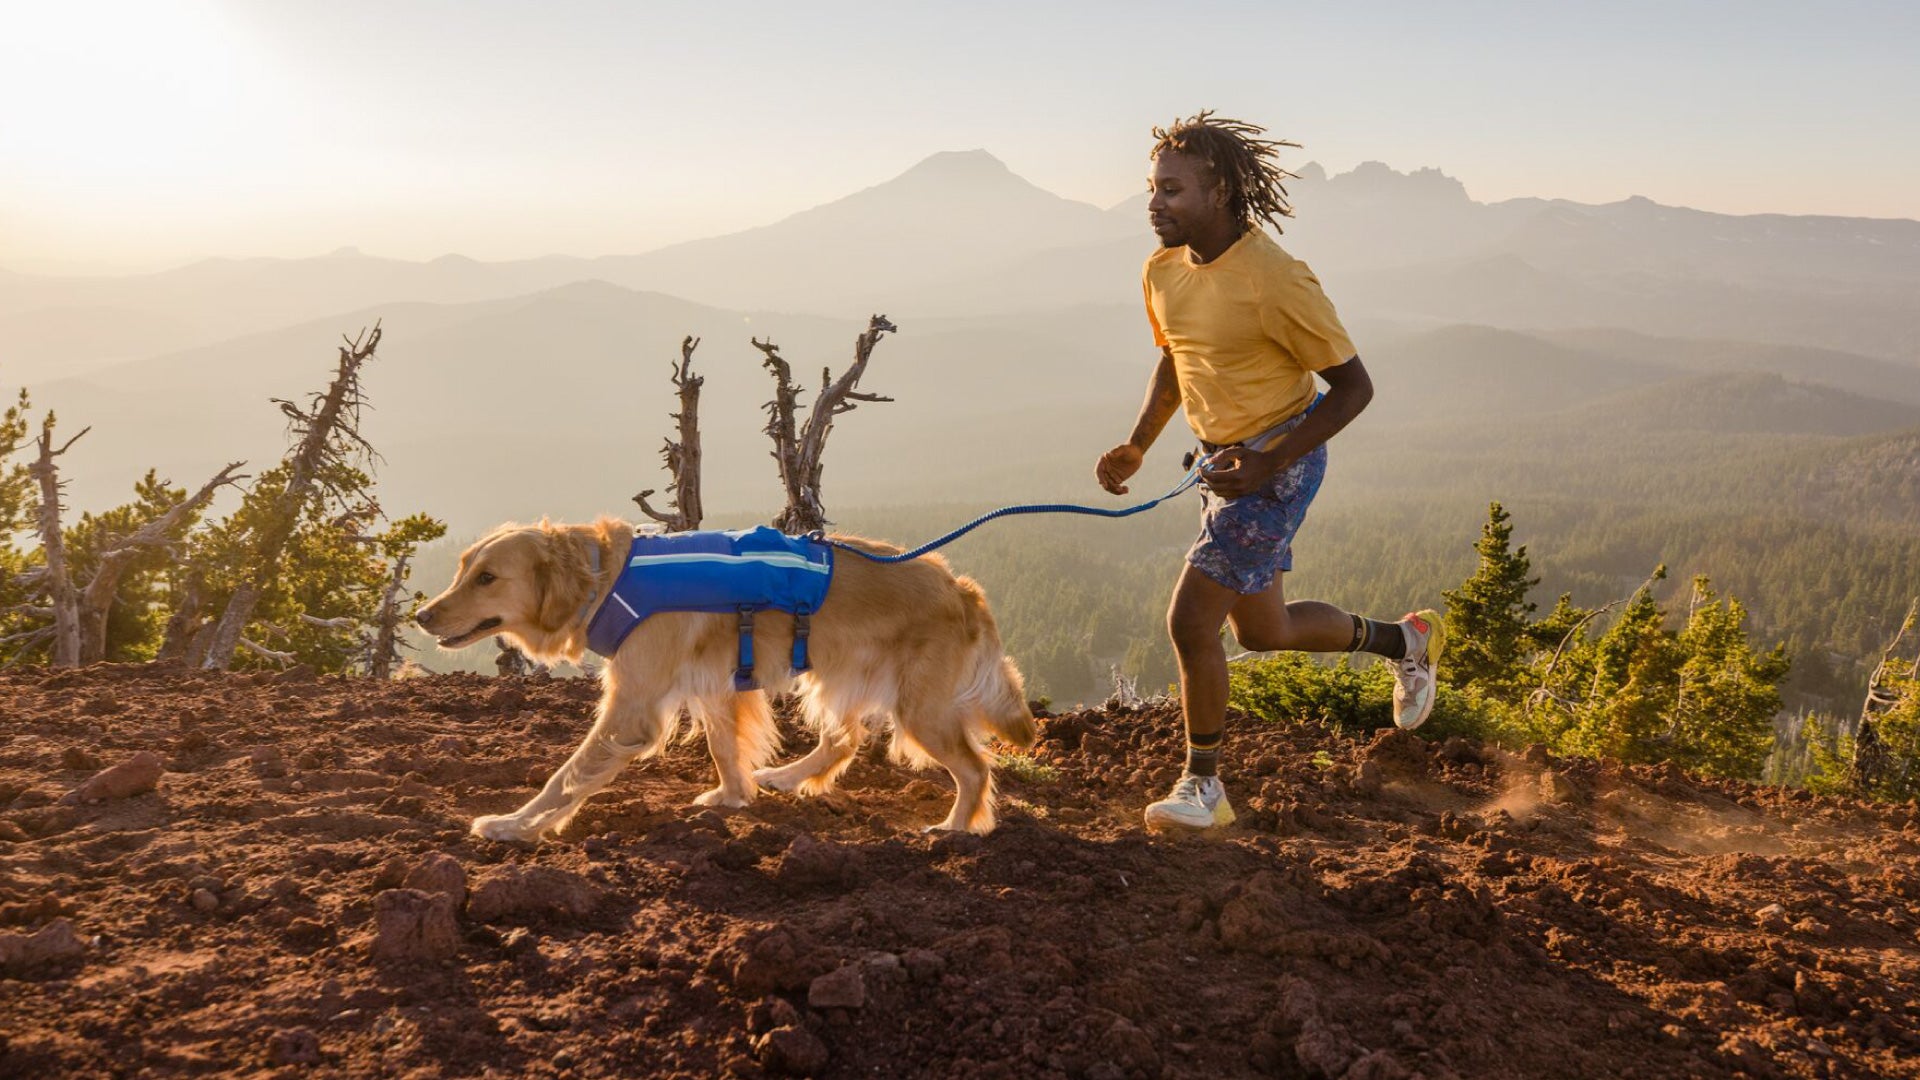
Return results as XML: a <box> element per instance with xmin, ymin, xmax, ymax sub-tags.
<box><xmin>954</xmin><ymin>576</ymin><xmax>1036</xmax><ymax>748</ymax></box>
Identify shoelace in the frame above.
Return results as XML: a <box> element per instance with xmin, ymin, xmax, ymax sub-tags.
<box><xmin>1172</xmin><ymin>774</ymin><xmax>1209</xmax><ymax>803</ymax></box>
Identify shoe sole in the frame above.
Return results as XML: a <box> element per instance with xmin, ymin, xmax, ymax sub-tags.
<box><xmin>1396</xmin><ymin>609</ymin><xmax>1447</xmax><ymax>731</ymax></box>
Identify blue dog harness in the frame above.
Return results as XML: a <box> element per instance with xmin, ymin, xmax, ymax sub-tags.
<box><xmin>584</xmin><ymin>525</ymin><xmax>834</xmax><ymax>690</ymax></box>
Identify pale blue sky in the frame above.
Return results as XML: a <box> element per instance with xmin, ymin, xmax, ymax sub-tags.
<box><xmin>3</xmin><ymin>0</ymin><xmax>1916</xmax><ymax>269</ymax></box>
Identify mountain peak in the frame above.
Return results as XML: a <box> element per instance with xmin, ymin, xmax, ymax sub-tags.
<box><xmin>1327</xmin><ymin>162</ymin><xmax>1469</xmax><ymax>203</ymax></box>
<box><xmin>898</xmin><ymin>149</ymin><xmax>1014</xmax><ymax>181</ymax></box>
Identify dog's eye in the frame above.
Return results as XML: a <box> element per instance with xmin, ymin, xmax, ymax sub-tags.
<box><xmin>475</xmin><ymin>571</ymin><xmax>497</xmax><ymax>586</ymax></box>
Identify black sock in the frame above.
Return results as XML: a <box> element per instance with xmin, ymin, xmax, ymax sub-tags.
<box><xmin>1346</xmin><ymin>614</ymin><xmax>1408</xmax><ymax>660</ymax></box>
<box><xmin>1186</xmin><ymin>730</ymin><xmax>1223</xmax><ymax>777</ymax></box>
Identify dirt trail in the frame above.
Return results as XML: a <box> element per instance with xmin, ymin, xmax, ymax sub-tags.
<box><xmin>3</xmin><ymin>664</ymin><xmax>1919</xmax><ymax>1079</ymax></box>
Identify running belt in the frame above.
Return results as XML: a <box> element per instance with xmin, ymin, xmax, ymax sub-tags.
<box><xmin>584</xmin><ymin>525</ymin><xmax>834</xmax><ymax>689</ymax></box>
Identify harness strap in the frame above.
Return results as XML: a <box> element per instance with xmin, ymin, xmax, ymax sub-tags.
<box><xmin>734</xmin><ymin>607</ymin><xmax>757</xmax><ymax>691</ymax></box>
<box><xmin>791</xmin><ymin>605</ymin><xmax>812</xmax><ymax>674</ymax></box>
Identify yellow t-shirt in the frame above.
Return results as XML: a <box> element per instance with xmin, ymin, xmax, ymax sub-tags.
<box><xmin>1142</xmin><ymin>229</ymin><xmax>1356</xmax><ymax>445</ymax></box>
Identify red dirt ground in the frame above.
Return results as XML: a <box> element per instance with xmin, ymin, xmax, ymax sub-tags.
<box><xmin>3</xmin><ymin>664</ymin><xmax>1919</xmax><ymax>1079</ymax></box>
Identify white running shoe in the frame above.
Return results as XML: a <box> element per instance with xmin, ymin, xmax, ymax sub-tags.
<box><xmin>1143</xmin><ymin>773</ymin><xmax>1235</xmax><ymax>832</ymax></box>
<box><xmin>1392</xmin><ymin>609</ymin><xmax>1446</xmax><ymax>731</ymax></box>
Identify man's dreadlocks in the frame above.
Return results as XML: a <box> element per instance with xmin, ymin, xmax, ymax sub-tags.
<box><xmin>1151</xmin><ymin>111</ymin><xmax>1302</xmax><ymax>233</ymax></box>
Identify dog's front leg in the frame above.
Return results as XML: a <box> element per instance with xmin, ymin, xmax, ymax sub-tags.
<box><xmin>692</xmin><ymin>691</ymin><xmax>776</xmax><ymax>808</ymax></box>
<box><xmin>472</xmin><ymin>690</ymin><xmax>672</xmax><ymax>842</ymax></box>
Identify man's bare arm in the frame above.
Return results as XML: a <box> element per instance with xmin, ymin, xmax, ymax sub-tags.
<box><xmin>1127</xmin><ymin>347</ymin><xmax>1182</xmax><ymax>452</ymax></box>
<box><xmin>1200</xmin><ymin>356</ymin><xmax>1374</xmax><ymax>498</ymax></box>
<box><xmin>1096</xmin><ymin>348</ymin><xmax>1182</xmax><ymax>495</ymax></box>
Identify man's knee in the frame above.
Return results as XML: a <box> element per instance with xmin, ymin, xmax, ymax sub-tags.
<box><xmin>1167</xmin><ymin>606</ymin><xmax>1225</xmax><ymax>657</ymax></box>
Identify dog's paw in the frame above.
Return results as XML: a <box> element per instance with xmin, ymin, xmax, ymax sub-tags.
<box><xmin>471</xmin><ymin>814</ymin><xmax>540</xmax><ymax>842</ymax></box>
<box><xmin>692</xmin><ymin>786</ymin><xmax>753</xmax><ymax>809</ymax></box>
<box><xmin>751</xmin><ymin>766</ymin><xmax>805</xmax><ymax>794</ymax></box>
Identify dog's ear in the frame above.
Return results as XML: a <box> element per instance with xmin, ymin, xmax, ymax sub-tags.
<box><xmin>535</xmin><ymin>528</ymin><xmax>593</xmax><ymax>634</ymax></box>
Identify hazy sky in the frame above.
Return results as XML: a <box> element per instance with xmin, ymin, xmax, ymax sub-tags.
<box><xmin>4</xmin><ymin>0</ymin><xmax>1917</xmax><ymax>271</ymax></box>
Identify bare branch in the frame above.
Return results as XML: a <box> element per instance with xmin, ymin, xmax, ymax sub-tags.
<box><xmin>633</xmin><ymin>335</ymin><xmax>704</xmax><ymax>531</ymax></box>
<box><xmin>297</xmin><ymin>614</ymin><xmax>357</xmax><ymax>630</ymax></box>
<box><xmin>237</xmin><ymin>637</ymin><xmax>296</xmax><ymax>665</ymax></box>
<box><xmin>633</xmin><ymin>489</ymin><xmax>679</xmax><ymax>527</ymax></box>
<box><xmin>763</xmin><ymin>315</ymin><xmax>898</xmax><ymax>534</ymax></box>
<box><xmin>1</xmin><ymin>627</ymin><xmax>54</xmax><ymax>669</ymax></box>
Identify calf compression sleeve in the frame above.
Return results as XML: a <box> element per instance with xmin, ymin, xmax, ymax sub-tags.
<box><xmin>1186</xmin><ymin>729</ymin><xmax>1223</xmax><ymax>777</ymax></box>
<box><xmin>1346</xmin><ymin>614</ymin><xmax>1408</xmax><ymax>660</ymax></box>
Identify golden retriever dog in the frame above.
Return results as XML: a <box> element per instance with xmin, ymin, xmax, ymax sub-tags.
<box><xmin>415</xmin><ymin>517</ymin><xmax>1036</xmax><ymax>839</ymax></box>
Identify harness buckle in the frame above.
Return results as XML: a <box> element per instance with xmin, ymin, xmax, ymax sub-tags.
<box><xmin>791</xmin><ymin>606</ymin><xmax>812</xmax><ymax>674</ymax></box>
<box><xmin>734</xmin><ymin>606</ymin><xmax>758</xmax><ymax>691</ymax></box>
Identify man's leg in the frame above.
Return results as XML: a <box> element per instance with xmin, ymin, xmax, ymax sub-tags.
<box><xmin>1146</xmin><ymin>564</ymin><xmax>1245</xmax><ymax>832</ymax></box>
<box><xmin>1226</xmin><ymin>577</ymin><xmax>1408</xmax><ymax>657</ymax></box>
<box><xmin>1225</xmin><ymin>576</ymin><xmax>1447</xmax><ymax>732</ymax></box>
<box><xmin>1166</xmin><ymin>563</ymin><xmax>1244</xmax><ymax>760</ymax></box>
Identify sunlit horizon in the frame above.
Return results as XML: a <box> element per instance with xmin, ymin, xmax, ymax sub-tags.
<box><xmin>4</xmin><ymin>0</ymin><xmax>1917</xmax><ymax>272</ymax></box>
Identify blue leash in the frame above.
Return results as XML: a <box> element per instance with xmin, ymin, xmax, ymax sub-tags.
<box><xmin>813</xmin><ymin>452</ymin><xmax>1218</xmax><ymax>564</ymax></box>
<box><xmin>814</xmin><ymin>394</ymin><xmax>1323</xmax><ymax>564</ymax></box>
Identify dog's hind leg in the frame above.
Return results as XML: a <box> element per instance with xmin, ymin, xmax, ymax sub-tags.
<box><xmin>693</xmin><ymin>691</ymin><xmax>779</xmax><ymax>808</ymax></box>
<box><xmin>897</xmin><ymin>701</ymin><xmax>997</xmax><ymax>835</ymax></box>
<box><xmin>754</xmin><ymin>719</ymin><xmax>862</xmax><ymax>796</ymax></box>
<box><xmin>472</xmin><ymin>689</ymin><xmax>675</xmax><ymax>842</ymax></box>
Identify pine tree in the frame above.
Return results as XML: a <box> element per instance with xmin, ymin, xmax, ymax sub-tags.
<box><xmin>1666</xmin><ymin>579</ymin><xmax>1791</xmax><ymax>778</ymax></box>
<box><xmin>1440</xmin><ymin>502</ymin><xmax>1540</xmax><ymax>693</ymax></box>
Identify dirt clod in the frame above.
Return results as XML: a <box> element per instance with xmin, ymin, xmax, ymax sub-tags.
<box><xmin>58</xmin><ymin>750</ymin><xmax>163</xmax><ymax>805</ymax></box>
<box><xmin>266</xmin><ymin>1027</ymin><xmax>322</xmax><ymax>1066</ymax></box>
<box><xmin>466</xmin><ymin>865</ymin><xmax>600</xmax><ymax>923</ymax></box>
<box><xmin>402</xmin><ymin>852</ymin><xmax>467</xmax><ymax>906</ymax></box>
<box><xmin>757</xmin><ymin>1025</ymin><xmax>829</xmax><ymax>1076</ymax></box>
<box><xmin>807</xmin><ymin>964</ymin><xmax>865</xmax><ymax>1010</ymax></box>
<box><xmin>0</xmin><ymin>918</ymin><xmax>86</xmax><ymax>975</ymax></box>
<box><xmin>369</xmin><ymin>888</ymin><xmax>461</xmax><ymax>963</ymax></box>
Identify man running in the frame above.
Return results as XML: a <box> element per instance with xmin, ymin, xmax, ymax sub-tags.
<box><xmin>1095</xmin><ymin>112</ymin><xmax>1444</xmax><ymax>833</ymax></box>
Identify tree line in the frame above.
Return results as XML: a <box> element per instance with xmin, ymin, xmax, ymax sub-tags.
<box><xmin>1</xmin><ymin>324</ymin><xmax>444</xmax><ymax>674</ymax></box>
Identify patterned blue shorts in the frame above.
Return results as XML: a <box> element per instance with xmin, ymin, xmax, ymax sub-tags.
<box><xmin>1185</xmin><ymin>415</ymin><xmax>1327</xmax><ymax>595</ymax></box>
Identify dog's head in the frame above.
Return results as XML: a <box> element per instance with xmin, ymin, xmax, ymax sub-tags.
<box><xmin>416</xmin><ymin>519</ymin><xmax>621</xmax><ymax>664</ymax></box>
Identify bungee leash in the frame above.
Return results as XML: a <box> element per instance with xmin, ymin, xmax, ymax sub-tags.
<box><xmin>812</xmin><ymin>393</ymin><xmax>1322</xmax><ymax>565</ymax></box>
<box><xmin>812</xmin><ymin>450</ymin><xmax>1220</xmax><ymax>564</ymax></box>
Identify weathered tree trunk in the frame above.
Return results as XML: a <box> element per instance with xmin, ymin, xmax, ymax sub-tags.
<box><xmin>635</xmin><ymin>336</ymin><xmax>705</xmax><ymax>532</ymax></box>
<box><xmin>26</xmin><ymin>417</ymin><xmax>89</xmax><ymax>667</ymax></box>
<box><xmin>368</xmin><ymin>552</ymin><xmax>410</xmax><ymax>679</ymax></box>
<box><xmin>76</xmin><ymin>462</ymin><xmax>244</xmax><ymax>664</ymax></box>
<box><xmin>157</xmin><ymin>575</ymin><xmax>204</xmax><ymax>662</ymax></box>
<box><xmin>202</xmin><ymin>325</ymin><xmax>381</xmax><ymax>670</ymax></box>
<box><xmin>756</xmin><ymin>315</ymin><xmax>896</xmax><ymax>534</ymax></box>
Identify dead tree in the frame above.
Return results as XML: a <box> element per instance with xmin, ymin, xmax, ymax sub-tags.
<box><xmin>366</xmin><ymin>552</ymin><xmax>413</xmax><ymax>679</ymax></box>
<box><xmin>755</xmin><ymin>315</ymin><xmax>897</xmax><ymax>534</ymax></box>
<box><xmin>156</xmin><ymin>574</ymin><xmax>205</xmax><ymax>664</ymax></box>
<box><xmin>11</xmin><ymin>415</ymin><xmax>89</xmax><ymax>666</ymax></box>
<box><xmin>200</xmin><ymin>322</ymin><xmax>383</xmax><ymax>671</ymax></box>
<box><xmin>1854</xmin><ymin>598</ymin><xmax>1920</xmax><ymax>793</ymax></box>
<box><xmin>634</xmin><ymin>336</ymin><xmax>705</xmax><ymax>532</ymax></box>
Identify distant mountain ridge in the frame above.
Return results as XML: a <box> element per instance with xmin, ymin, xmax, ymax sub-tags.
<box><xmin>5</xmin><ymin>150</ymin><xmax>1917</xmax><ymax>383</ymax></box>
